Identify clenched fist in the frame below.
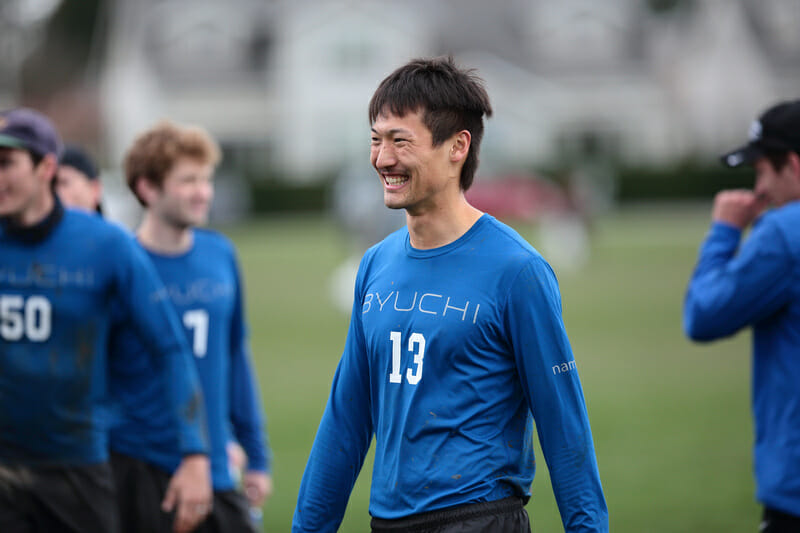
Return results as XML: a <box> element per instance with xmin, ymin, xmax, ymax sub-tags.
<box><xmin>711</xmin><ymin>189</ymin><xmax>768</xmax><ymax>229</ymax></box>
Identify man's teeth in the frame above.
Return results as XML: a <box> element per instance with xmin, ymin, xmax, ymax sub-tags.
<box><xmin>385</xmin><ymin>175</ymin><xmax>408</xmax><ymax>185</ymax></box>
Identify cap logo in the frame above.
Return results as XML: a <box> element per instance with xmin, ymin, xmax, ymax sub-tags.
<box><xmin>726</xmin><ymin>153</ymin><xmax>745</xmax><ymax>167</ymax></box>
<box><xmin>748</xmin><ymin>119</ymin><xmax>762</xmax><ymax>142</ymax></box>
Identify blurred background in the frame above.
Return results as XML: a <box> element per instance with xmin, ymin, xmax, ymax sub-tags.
<box><xmin>4</xmin><ymin>0</ymin><xmax>799</xmax><ymax>223</ymax></box>
<box><xmin>2</xmin><ymin>0</ymin><xmax>799</xmax><ymax>530</ymax></box>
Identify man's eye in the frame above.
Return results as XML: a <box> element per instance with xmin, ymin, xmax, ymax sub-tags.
<box><xmin>394</xmin><ymin>138</ymin><xmax>407</xmax><ymax>144</ymax></box>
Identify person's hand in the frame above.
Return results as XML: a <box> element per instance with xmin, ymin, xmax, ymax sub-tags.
<box><xmin>243</xmin><ymin>471</ymin><xmax>273</xmax><ymax>509</ymax></box>
<box><xmin>162</xmin><ymin>454</ymin><xmax>213</xmax><ymax>533</ymax></box>
<box><xmin>711</xmin><ymin>189</ymin><xmax>768</xmax><ymax>229</ymax></box>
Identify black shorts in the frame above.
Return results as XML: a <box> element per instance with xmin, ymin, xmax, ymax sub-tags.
<box><xmin>110</xmin><ymin>452</ymin><xmax>258</xmax><ymax>533</ymax></box>
<box><xmin>370</xmin><ymin>496</ymin><xmax>530</xmax><ymax>533</ymax></box>
<box><xmin>110</xmin><ymin>452</ymin><xmax>174</xmax><ymax>533</ymax></box>
<box><xmin>761</xmin><ymin>507</ymin><xmax>800</xmax><ymax>533</ymax></box>
<box><xmin>196</xmin><ymin>490</ymin><xmax>259</xmax><ymax>533</ymax></box>
<box><xmin>0</xmin><ymin>461</ymin><xmax>120</xmax><ymax>533</ymax></box>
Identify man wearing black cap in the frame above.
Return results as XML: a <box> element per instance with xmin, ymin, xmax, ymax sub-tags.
<box><xmin>684</xmin><ymin>100</ymin><xmax>800</xmax><ymax>532</ymax></box>
<box><xmin>0</xmin><ymin>107</ymin><xmax>213</xmax><ymax>533</ymax></box>
<box><xmin>56</xmin><ymin>145</ymin><xmax>104</xmax><ymax>214</ymax></box>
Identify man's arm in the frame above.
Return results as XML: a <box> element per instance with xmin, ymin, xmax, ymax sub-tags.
<box><xmin>292</xmin><ymin>271</ymin><xmax>374</xmax><ymax>532</ymax></box>
<box><xmin>113</xmin><ymin>236</ymin><xmax>209</xmax><ymax>454</ymax></box>
<box><xmin>227</xmin><ymin>251</ymin><xmax>272</xmax><ymax>507</ymax></box>
<box><xmin>111</xmin><ymin>235</ymin><xmax>212</xmax><ymax>532</ymax></box>
<box><xmin>506</xmin><ymin>257</ymin><xmax>608</xmax><ymax>532</ymax></box>
<box><xmin>684</xmin><ymin>195</ymin><xmax>793</xmax><ymax>341</ymax></box>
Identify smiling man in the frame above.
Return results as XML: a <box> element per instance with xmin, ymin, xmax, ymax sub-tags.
<box><xmin>293</xmin><ymin>56</ymin><xmax>607</xmax><ymax>533</ymax></box>
<box><xmin>685</xmin><ymin>100</ymin><xmax>800</xmax><ymax>533</ymax></box>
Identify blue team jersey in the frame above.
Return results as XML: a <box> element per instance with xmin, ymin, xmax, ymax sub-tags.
<box><xmin>0</xmin><ymin>208</ymin><xmax>204</xmax><ymax>466</ymax></box>
<box><xmin>294</xmin><ymin>214</ymin><xmax>607</xmax><ymax>532</ymax></box>
<box><xmin>685</xmin><ymin>201</ymin><xmax>800</xmax><ymax>516</ymax></box>
<box><xmin>108</xmin><ymin>229</ymin><xmax>270</xmax><ymax>490</ymax></box>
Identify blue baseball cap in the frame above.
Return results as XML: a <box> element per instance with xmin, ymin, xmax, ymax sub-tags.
<box><xmin>60</xmin><ymin>145</ymin><xmax>99</xmax><ymax>180</ymax></box>
<box><xmin>0</xmin><ymin>108</ymin><xmax>63</xmax><ymax>158</ymax></box>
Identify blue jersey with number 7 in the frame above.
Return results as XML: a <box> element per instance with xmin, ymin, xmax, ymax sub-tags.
<box><xmin>107</xmin><ymin>229</ymin><xmax>270</xmax><ymax>490</ymax></box>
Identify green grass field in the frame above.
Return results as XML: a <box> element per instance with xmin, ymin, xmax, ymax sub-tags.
<box><xmin>223</xmin><ymin>203</ymin><xmax>758</xmax><ymax>532</ymax></box>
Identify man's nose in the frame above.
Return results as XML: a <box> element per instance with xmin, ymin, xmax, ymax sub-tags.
<box><xmin>374</xmin><ymin>144</ymin><xmax>396</xmax><ymax>169</ymax></box>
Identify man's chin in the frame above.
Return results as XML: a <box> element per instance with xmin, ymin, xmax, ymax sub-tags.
<box><xmin>185</xmin><ymin>211</ymin><xmax>210</xmax><ymax>227</ymax></box>
<box><xmin>0</xmin><ymin>205</ymin><xmax>19</xmax><ymax>219</ymax></box>
<box><xmin>167</xmin><ymin>216</ymin><xmax>204</xmax><ymax>230</ymax></box>
<box><xmin>383</xmin><ymin>195</ymin><xmax>407</xmax><ymax>211</ymax></box>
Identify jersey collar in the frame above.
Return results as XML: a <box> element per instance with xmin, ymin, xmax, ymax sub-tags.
<box><xmin>0</xmin><ymin>194</ymin><xmax>65</xmax><ymax>244</ymax></box>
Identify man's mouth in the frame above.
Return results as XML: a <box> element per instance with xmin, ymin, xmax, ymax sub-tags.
<box><xmin>383</xmin><ymin>174</ymin><xmax>408</xmax><ymax>187</ymax></box>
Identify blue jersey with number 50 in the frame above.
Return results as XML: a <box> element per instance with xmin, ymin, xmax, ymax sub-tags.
<box><xmin>0</xmin><ymin>208</ymin><xmax>204</xmax><ymax>466</ymax></box>
<box><xmin>294</xmin><ymin>214</ymin><xmax>607</xmax><ymax>532</ymax></box>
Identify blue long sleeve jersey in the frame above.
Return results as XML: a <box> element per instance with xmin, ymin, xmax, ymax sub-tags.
<box><xmin>108</xmin><ymin>229</ymin><xmax>270</xmax><ymax>490</ymax></box>
<box><xmin>0</xmin><ymin>208</ymin><xmax>206</xmax><ymax>466</ymax></box>
<box><xmin>293</xmin><ymin>214</ymin><xmax>607</xmax><ymax>532</ymax></box>
<box><xmin>684</xmin><ymin>201</ymin><xmax>800</xmax><ymax>517</ymax></box>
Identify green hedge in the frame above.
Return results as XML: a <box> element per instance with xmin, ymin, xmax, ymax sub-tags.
<box><xmin>246</xmin><ymin>161</ymin><xmax>756</xmax><ymax>214</ymax></box>
<box><xmin>616</xmin><ymin>161</ymin><xmax>754</xmax><ymax>201</ymax></box>
<box><xmin>250</xmin><ymin>179</ymin><xmax>332</xmax><ymax>213</ymax></box>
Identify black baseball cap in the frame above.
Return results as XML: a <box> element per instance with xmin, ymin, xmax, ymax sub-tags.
<box><xmin>0</xmin><ymin>108</ymin><xmax>62</xmax><ymax>158</ymax></box>
<box><xmin>721</xmin><ymin>100</ymin><xmax>800</xmax><ymax>168</ymax></box>
<box><xmin>60</xmin><ymin>145</ymin><xmax>99</xmax><ymax>180</ymax></box>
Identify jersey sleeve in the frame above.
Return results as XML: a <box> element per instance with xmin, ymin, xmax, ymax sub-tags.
<box><xmin>292</xmin><ymin>261</ymin><xmax>374</xmax><ymax>532</ymax></box>
<box><xmin>227</xmin><ymin>249</ymin><xmax>271</xmax><ymax>473</ymax></box>
<box><xmin>684</xmin><ymin>218</ymin><xmax>795</xmax><ymax>341</ymax></box>
<box><xmin>111</xmin><ymin>234</ymin><xmax>209</xmax><ymax>456</ymax></box>
<box><xmin>505</xmin><ymin>257</ymin><xmax>608</xmax><ymax>532</ymax></box>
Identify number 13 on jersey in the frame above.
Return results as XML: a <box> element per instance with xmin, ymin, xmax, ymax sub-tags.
<box><xmin>389</xmin><ymin>331</ymin><xmax>426</xmax><ymax>385</ymax></box>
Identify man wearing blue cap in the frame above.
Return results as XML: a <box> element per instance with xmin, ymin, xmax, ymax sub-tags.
<box><xmin>684</xmin><ymin>99</ymin><xmax>800</xmax><ymax>532</ymax></box>
<box><xmin>0</xmin><ymin>108</ymin><xmax>213</xmax><ymax>533</ymax></box>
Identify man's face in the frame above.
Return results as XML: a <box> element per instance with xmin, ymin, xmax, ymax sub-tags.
<box><xmin>754</xmin><ymin>155</ymin><xmax>800</xmax><ymax>207</ymax></box>
<box><xmin>370</xmin><ymin>109</ymin><xmax>456</xmax><ymax>215</ymax></box>
<box><xmin>56</xmin><ymin>165</ymin><xmax>101</xmax><ymax>212</ymax></box>
<box><xmin>150</xmin><ymin>157</ymin><xmax>214</xmax><ymax>229</ymax></box>
<box><xmin>0</xmin><ymin>147</ymin><xmax>48</xmax><ymax>222</ymax></box>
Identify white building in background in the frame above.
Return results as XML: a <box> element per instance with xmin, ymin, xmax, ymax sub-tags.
<box><xmin>97</xmin><ymin>0</ymin><xmax>799</xmax><ymax>184</ymax></box>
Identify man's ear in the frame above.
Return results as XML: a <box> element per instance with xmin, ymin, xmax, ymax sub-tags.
<box><xmin>36</xmin><ymin>153</ymin><xmax>58</xmax><ymax>186</ymax></box>
<box><xmin>134</xmin><ymin>176</ymin><xmax>156</xmax><ymax>206</ymax></box>
<box><xmin>90</xmin><ymin>180</ymin><xmax>103</xmax><ymax>206</ymax></box>
<box><xmin>449</xmin><ymin>130</ymin><xmax>471</xmax><ymax>163</ymax></box>
<box><xmin>788</xmin><ymin>151</ymin><xmax>800</xmax><ymax>180</ymax></box>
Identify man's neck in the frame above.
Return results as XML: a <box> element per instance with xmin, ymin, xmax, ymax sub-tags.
<box><xmin>12</xmin><ymin>191</ymin><xmax>55</xmax><ymax>228</ymax></box>
<box><xmin>2</xmin><ymin>193</ymin><xmax>64</xmax><ymax>244</ymax></box>
<box><xmin>137</xmin><ymin>213</ymin><xmax>193</xmax><ymax>254</ymax></box>
<box><xmin>406</xmin><ymin>197</ymin><xmax>483</xmax><ymax>250</ymax></box>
